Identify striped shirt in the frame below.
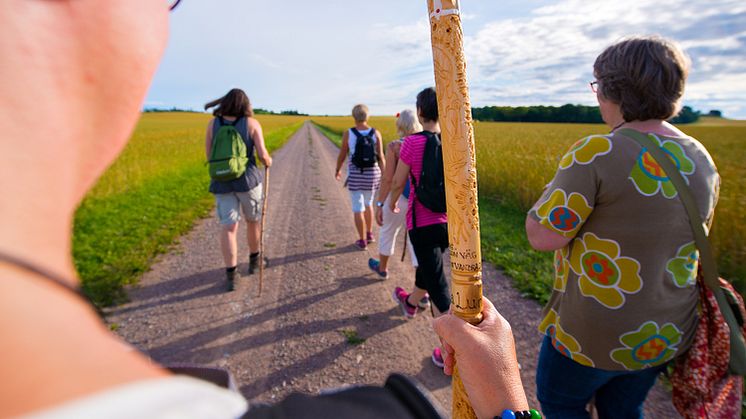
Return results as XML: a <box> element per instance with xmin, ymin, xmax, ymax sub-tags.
<box><xmin>347</xmin><ymin>128</ymin><xmax>381</xmax><ymax>192</ymax></box>
<box><xmin>399</xmin><ymin>133</ymin><xmax>448</xmax><ymax>230</ymax></box>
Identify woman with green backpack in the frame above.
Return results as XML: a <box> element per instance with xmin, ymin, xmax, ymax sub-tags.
<box><xmin>205</xmin><ymin>88</ymin><xmax>272</xmax><ymax>291</ymax></box>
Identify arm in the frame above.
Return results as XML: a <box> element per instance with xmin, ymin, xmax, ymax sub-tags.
<box><xmin>432</xmin><ymin>297</ymin><xmax>530</xmax><ymax>419</ymax></box>
<box><xmin>525</xmin><ymin>216</ymin><xmax>573</xmax><ymax>251</ymax></box>
<box><xmin>205</xmin><ymin>119</ymin><xmax>214</xmax><ymax>160</ymax></box>
<box><xmin>388</xmin><ymin>160</ymin><xmax>409</xmax><ymax>213</ymax></box>
<box><xmin>375</xmin><ymin>130</ymin><xmax>386</xmax><ymax>172</ymax></box>
<box><xmin>375</xmin><ymin>142</ymin><xmax>398</xmax><ymax>225</ymax></box>
<box><xmin>335</xmin><ymin>130</ymin><xmax>350</xmax><ymax>181</ymax></box>
<box><xmin>248</xmin><ymin>118</ymin><xmax>272</xmax><ymax>167</ymax></box>
<box><xmin>376</xmin><ymin>142</ymin><xmax>398</xmax><ymax>204</ymax></box>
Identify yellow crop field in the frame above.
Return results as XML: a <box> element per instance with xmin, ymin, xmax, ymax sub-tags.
<box><xmin>475</xmin><ymin>121</ymin><xmax>746</xmax><ymax>283</ymax></box>
<box><xmin>311</xmin><ymin>116</ymin><xmax>399</xmax><ymax>146</ymax></box>
<box><xmin>313</xmin><ymin>116</ymin><xmax>745</xmax><ymax>285</ymax></box>
<box><xmin>90</xmin><ymin>112</ymin><xmax>306</xmax><ymax>199</ymax></box>
<box><xmin>75</xmin><ymin>112</ymin><xmax>306</xmax><ymax>306</ymax></box>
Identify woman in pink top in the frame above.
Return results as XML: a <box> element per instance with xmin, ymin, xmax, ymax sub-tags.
<box><xmin>387</xmin><ymin>88</ymin><xmax>449</xmax><ymax>368</ymax></box>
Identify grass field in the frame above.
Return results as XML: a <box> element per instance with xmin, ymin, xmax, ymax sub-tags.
<box><xmin>74</xmin><ymin>112</ymin><xmax>306</xmax><ymax>306</ymax></box>
<box><xmin>312</xmin><ymin>116</ymin><xmax>746</xmax><ymax>302</ymax></box>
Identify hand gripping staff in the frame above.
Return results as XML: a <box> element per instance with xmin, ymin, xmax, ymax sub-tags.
<box><xmin>258</xmin><ymin>165</ymin><xmax>270</xmax><ymax>297</ymax></box>
<box><xmin>427</xmin><ymin>1</ymin><xmax>483</xmax><ymax>417</ymax></box>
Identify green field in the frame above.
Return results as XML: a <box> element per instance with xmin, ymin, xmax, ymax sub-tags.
<box><xmin>312</xmin><ymin>116</ymin><xmax>746</xmax><ymax>302</ymax></box>
<box><xmin>73</xmin><ymin>112</ymin><xmax>306</xmax><ymax>306</ymax></box>
<box><xmin>75</xmin><ymin>113</ymin><xmax>745</xmax><ymax>307</ymax></box>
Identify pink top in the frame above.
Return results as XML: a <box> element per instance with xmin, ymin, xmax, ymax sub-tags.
<box><xmin>399</xmin><ymin>133</ymin><xmax>448</xmax><ymax>230</ymax></box>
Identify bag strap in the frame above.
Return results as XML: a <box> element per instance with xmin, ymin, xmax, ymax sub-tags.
<box><xmin>617</xmin><ymin>128</ymin><xmax>746</xmax><ymax>374</ymax></box>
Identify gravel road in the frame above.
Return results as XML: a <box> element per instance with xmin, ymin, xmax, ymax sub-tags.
<box><xmin>108</xmin><ymin>121</ymin><xmax>678</xmax><ymax>417</ymax></box>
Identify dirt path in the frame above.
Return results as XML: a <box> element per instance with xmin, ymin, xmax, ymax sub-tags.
<box><xmin>108</xmin><ymin>121</ymin><xmax>678</xmax><ymax>417</ymax></box>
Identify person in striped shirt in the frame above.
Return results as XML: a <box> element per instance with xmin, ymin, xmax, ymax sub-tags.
<box><xmin>334</xmin><ymin>104</ymin><xmax>386</xmax><ymax>249</ymax></box>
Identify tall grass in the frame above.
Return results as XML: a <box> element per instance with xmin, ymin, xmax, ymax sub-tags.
<box><xmin>474</xmin><ymin>121</ymin><xmax>746</xmax><ymax>294</ymax></box>
<box><xmin>74</xmin><ymin>113</ymin><xmax>305</xmax><ymax>306</ymax></box>
<box><xmin>313</xmin><ymin>117</ymin><xmax>746</xmax><ymax>300</ymax></box>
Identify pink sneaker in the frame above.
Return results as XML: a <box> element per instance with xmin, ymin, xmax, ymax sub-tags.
<box><xmin>392</xmin><ymin>286</ymin><xmax>417</xmax><ymax>318</ymax></box>
<box><xmin>354</xmin><ymin>239</ymin><xmax>367</xmax><ymax>250</ymax></box>
<box><xmin>432</xmin><ymin>347</ymin><xmax>445</xmax><ymax>368</ymax></box>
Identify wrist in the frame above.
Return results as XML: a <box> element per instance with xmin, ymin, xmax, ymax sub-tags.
<box><xmin>375</xmin><ymin>201</ymin><xmax>384</xmax><ymax>208</ymax></box>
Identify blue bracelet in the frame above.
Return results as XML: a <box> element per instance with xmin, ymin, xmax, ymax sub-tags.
<box><xmin>498</xmin><ymin>409</ymin><xmax>541</xmax><ymax>419</ymax></box>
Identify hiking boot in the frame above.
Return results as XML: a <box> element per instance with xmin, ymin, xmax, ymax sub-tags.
<box><xmin>432</xmin><ymin>347</ymin><xmax>445</xmax><ymax>369</ymax></box>
<box><xmin>392</xmin><ymin>286</ymin><xmax>417</xmax><ymax>319</ymax></box>
<box><xmin>226</xmin><ymin>269</ymin><xmax>239</xmax><ymax>292</ymax></box>
<box><xmin>366</xmin><ymin>231</ymin><xmax>375</xmax><ymax>243</ymax></box>
<box><xmin>417</xmin><ymin>294</ymin><xmax>430</xmax><ymax>311</ymax></box>
<box><xmin>367</xmin><ymin>258</ymin><xmax>388</xmax><ymax>279</ymax></box>
<box><xmin>355</xmin><ymin>239</ymin><xmax>367</xmax><ymax>250</ymax></box>
<box><xmin>248</xmin><ymin>253</ymin><xmax>268</xmax><ymax>275</ymax></box>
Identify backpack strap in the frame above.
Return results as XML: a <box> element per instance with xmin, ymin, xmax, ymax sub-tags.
<box><xmin>617</xmin><ymin>127</ymin><xmax>746</xmax><ymax>374</ymax></box>
<box><xmin>350</xmin><ymin>127</ymin><xmax>362</xmax><ymax>139</ymax></box>
<box><xmin>408</xmin><ymin>131</ymin><xmax>436</xmax><ymax>229</ymax></box>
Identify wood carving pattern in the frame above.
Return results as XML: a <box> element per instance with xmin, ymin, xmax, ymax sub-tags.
<box><xmin>428</xmin><ymin>1</ymin><xmax>481</xmax><ymax>417</ymax></box>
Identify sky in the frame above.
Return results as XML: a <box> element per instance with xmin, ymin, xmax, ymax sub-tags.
<box><xmin>145</xmin><ymin>0</ymin><xmax>746</xmax><ymax>119</ymax></box>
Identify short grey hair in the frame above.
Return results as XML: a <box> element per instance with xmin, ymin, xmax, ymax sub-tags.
<box><xmin>396</xmin><ymin>109</ymin><xmax>422</xmax><ymax>137</ymax></box>
<box><xmin>594</xmin><ymin>35</ymin><xmax>690</xmax><ymax>121</ymax></box>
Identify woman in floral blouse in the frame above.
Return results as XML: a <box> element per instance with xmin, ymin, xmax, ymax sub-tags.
<box><xmin>526</xmin><ymin>36</ymin><xmax>720</xmax><ymax>417</ymax></box>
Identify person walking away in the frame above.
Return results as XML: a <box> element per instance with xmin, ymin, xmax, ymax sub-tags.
<box><xmin>205</xmin><ymin>89</ymin><xmax>272</xmax><ymax>291</ymax></box>
<box><xmin>334</xmin><ymin>104</ymin><xmax>385</xmax><ymax>249</ymax></box>
<box><xmin>526</xmin><ymin>36</ymin><xmax>720</xmax><ymax>418</ymax></box>
<box><xmin>367</xmin><ymin>109</ymin><xmax>421</xmax><ymax>280</ymax></box>
<box><xmin>388</xmin><ymin>88</ymin><xmax>450</xmax><ymax>368</ymax></box>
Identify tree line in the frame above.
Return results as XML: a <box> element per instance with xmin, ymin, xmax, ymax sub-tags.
<box><xmin>471</xmin><ymin>104</ymin><xmax>707</xmax><ymax>124</ymax></box>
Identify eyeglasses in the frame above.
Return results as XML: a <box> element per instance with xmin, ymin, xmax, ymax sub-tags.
<box><xmin>168</xmin><ymin>0</ymin><xmax>182</xmax><ymax>11</ymax></box>
<box><xmin>589</xmin><ymin>80</ymin><xmax>599</xmax><ymax>93</ymax></box>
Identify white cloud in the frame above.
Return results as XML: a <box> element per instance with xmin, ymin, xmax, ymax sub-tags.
<box><xmin>458</xmin><ymin>0</ymin><xmax>746</xmax><ymax>116</ymax></box>
<box><xmin>148</xmin><ymin>0</ymin><xmax>746</xmax><ymax>118</ymax></box>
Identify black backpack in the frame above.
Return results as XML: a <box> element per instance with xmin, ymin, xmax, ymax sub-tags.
<box><xmin>350</xmin><ymin>128</ymin><xmax>378</xmax><ymax>172</ymax></box>
<box><xmin>410</xmin><ymin>131</ymin><xmax>446</xmax><ymax>225</ymax></box>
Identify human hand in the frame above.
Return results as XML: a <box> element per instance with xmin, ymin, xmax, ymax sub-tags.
<box><xmin>335</xmin><ymin>170</ymin><xmax>342</xmax><ymax>181</ymax></box>
<box><xmin>264</xmin><ymin>156</ymin><xmax>273</xmax><ymax>168</ymax></box>
<box><xmin>389</xmin><ymin>200</ymin><xmax>400</xmax><ymax>214</ymax></box>
<box><xmin>431</xmin><ymin>297</ymin><xmax>529</xmax><ymax>418</ymax></box>
<box><xmin>375</xmin><ymin>206</ymin><xmax>383</xmax><ymax>226</ymax></box>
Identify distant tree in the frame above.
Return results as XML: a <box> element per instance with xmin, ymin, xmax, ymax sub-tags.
<box><xmin>253</xmin><ymin>108</ymin><xmax>274</xmax><ymax>115</ymax></box>
<box><xmin>669</xmin><ymin>106</ymin><xmax>700</xmax><ymax>124</ymax></box>
<box><xmin>471</xmin><ymin>104</ymin><xmax>603</xmax><ymax>123</ymax></box>
<box><xmin>280</xmin><ymin>110</ymin><xmax>309</xmax><ymax>116</ymax></box>
<box><xmin>707</xmin><ymin>110</ymin><xmax>723</xmax><ymax>117</ymax></box>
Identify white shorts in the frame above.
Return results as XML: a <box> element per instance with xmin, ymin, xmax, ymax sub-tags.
<box><xmin>378</xmin><ymin>195</ymin><xmax>418</xmax><ymax>267</ymax></box>
<box><xmin>349</xmin><ymin>190</ymin><xmax>374</xmax><ymax>213</ymax></box>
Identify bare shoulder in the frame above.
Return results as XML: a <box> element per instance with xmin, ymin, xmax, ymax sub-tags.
<box><xmin>247</xmin><ymin>117</ymin><xmax>262</xmax><ymax>129</ymax></box>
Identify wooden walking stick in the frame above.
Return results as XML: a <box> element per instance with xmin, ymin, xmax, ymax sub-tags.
<box><xmin>427</xmin><ymin>1</ymin><xmax>483</xmax><ymax>417</ymax></box>
<box><xmin>258</xmin><ymin>165</ymin><xmax>270</xmax><ymax>297</ymax></box>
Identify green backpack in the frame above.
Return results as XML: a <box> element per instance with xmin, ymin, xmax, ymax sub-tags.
<box><xmin>209</xmin><ymin>117</ymin><xmax>249</xmax><ymax>181</ymax></box>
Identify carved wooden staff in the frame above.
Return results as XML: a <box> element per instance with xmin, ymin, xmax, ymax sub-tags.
<box><xmin>258</xmin><ymin>165</ymin><xmax>269</xmax><ymax>297</ymax></box>
<box><xmin>427</xmin><ymin>1</ymin><xmax>483</xmax><ymax>417</ymax></box>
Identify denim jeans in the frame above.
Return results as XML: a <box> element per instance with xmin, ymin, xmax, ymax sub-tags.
<box><xmin>536</xmin><ymin>335</ymin><xmax>667</xmax><ymax>418</ymax></box>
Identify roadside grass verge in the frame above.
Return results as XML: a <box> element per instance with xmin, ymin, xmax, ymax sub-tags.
<box><xmin>478</xmin><ymin>197</ymin><xmax>554</xmax><ymax>304</ymax></box>
<box><xmin>73</xmin><ymin>113</ymin><xmax>305</xmax><ymax>307</ymax></box>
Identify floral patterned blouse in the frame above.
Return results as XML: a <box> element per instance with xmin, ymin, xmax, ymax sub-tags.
<box><xmin>528</xmin><ymin>130</ymin><xmax>720</xmax><ymax>371</ymax></box>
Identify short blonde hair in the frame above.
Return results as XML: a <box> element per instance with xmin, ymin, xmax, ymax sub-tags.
<box><xmin>351</xmin><ymin>104</ymin><xmax>369</xmax><ymax>123</ymax></box>
<box><xmin>396</xmin><ymin>109</ymin><xmax>422</xmax><ymax>137</ymax></box>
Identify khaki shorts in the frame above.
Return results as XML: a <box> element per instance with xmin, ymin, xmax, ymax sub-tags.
<box><xmin>215</xmin><ymin>184</ymin><xmax>263</xmax><ymax>225</ymax></box>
